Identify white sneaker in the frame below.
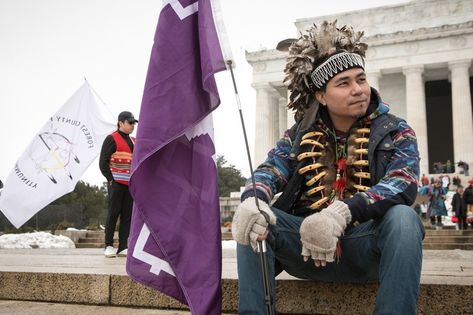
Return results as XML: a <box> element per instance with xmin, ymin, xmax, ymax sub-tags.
<box><xmin>104</xmin><ymin>246</ymin><xmax>117</xmax><ymax>258</ymax></box>
<box><xmin>117</xmin><ymin>248</ymin><xmax>127</xmax><ymax>257</ymax></box>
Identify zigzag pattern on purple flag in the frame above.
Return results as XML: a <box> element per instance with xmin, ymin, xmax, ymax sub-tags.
<box><xmin>126</xmin><ymin>1</ymin><xmax>227</xmax><ymax>314</ymax></box>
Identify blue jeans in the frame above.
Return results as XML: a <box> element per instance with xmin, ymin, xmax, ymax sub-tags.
<box><xmin>236</xmin><ymin>205</ymin><xmax>425</xmax><ymax>315</ymax></box>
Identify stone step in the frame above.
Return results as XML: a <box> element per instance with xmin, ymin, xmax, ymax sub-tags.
<box><xmin>74</xmin><ymin>241</ymin><xmax>473</xmax><ymax>250</ymax></box>
<box><xmin>79</xmin><ymin>238</ymin><xmax>104</xmax><ymax>243</ymax></box>
<box><xmin>75</xmin><ymin>243</ymin><xmax>106</xmax><ymax>248</ymax></box>
<box><xmin>75</xmin><ymin>231</ymin><xmax>118</xmax><ymax>248</ymax></box>
<box><xmin>74</xmin><ymin>230</ymin><xmax>473</xmax><ymax>249</ymax></box>
<box><xmin>222</xmin><ymin>232</ymin><xmax>232</xmax><ymax>240</ymax></box>
<box><xmin>78</xmin><ymin>238</ymin><xmax>118</xmax><ymax>243</ymax></box>
<box><xmin>86</xmin><ymin>231</ymin><xmax>107</xmax><ymax>237</ymax></box>
<box><xmin>423</xmin><ymin>243</ymin><xmax>473</xmax><ymax>250</ymax></box>
<box><xmin>423</xmin><ymin>225</ymin><xmax>457</xmax><ymax>230</ymax></box>
<box><xmin>425</xmin><ymin>230</ymin><xmax>473</xmax><ymax>236</ymax></box>
<box><xmin>222</xmin><ymin>230</ymin><xmax>473</xmax><ymax>237</ymax></box>
<box><xmin>0</xmin><ymin>300</ymin><xmax>193</xmax><ymax>315</ymax></box>
<box><xmin>424</xmin><ymin>236</ymin><xmax>473</xmax><ymax>243</ymax></box>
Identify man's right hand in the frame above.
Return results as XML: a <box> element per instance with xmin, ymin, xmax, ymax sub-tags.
<box><xmin>299</xmin><ymin>200</ymin><xmax>351</xmax><ymax>266</ymax></box>
<box><xmin>232</xmin><ymin>197</ymin><xmax>276</xmax><ymax>251</ymax></box>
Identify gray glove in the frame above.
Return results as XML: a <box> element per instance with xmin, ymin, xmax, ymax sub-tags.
<box><xmin>232</xmin><ymin>197</ymin><xmax>276</xmax><ymax>250</ymax></box>
<box><xmin>299</xmin><ymin>200</ymin><xmax>352</xmax><ymax>263</ymax></box>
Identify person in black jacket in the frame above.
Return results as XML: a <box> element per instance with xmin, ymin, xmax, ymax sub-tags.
<box><xmin>99</xmin><ymin>111</ymin><xmax>137</xmax><ymax>258</ymax></box>
<box><xmin>464</xmin><ymin>179</ymin><xmax>473</xmax><ymax>228</ymax></box>
<box><xmin>452</xmin><ymin>186</ymin><xmax>467</xmax><ymax>230</ymax></box>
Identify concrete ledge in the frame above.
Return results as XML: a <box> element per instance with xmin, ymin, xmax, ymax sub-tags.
<box><xmin>110</xmin><ymin>275</ymin><xmax>187</xmax><ymax>309</ymax></box>
<box><xmin>418</xmin><ymin>284</ymin><xmax>473</xmax><ymax>315</ymax></box>
<box><xmin>111</xmin><ymin>276</ymin><xmax>239</xmax><ymax>312</ymax></box>
<box><xmin>0</xmin><ymin>272</ymin><xmax>109</xmax><ymax>305</ymax></box>
<box><xmin>276</xmin><ymin>280</ymin><xmax>378</xmax><ymax>314</ymax></box>
<box><xmin>1</xmin><ymin>249</ymin><xmax>472</xmax><ymax>314</ymax></box>
<box><xmin>110</xmin><ymin>277</ymin><xmax>473</xmax><ymax>314</ymax></box>
<box><xmin>275</xmin><ymin>281</ymin><xmax>473</xmax><ymax>314</ymax></box>
<box><xmin>1</xmin><ymin>272</ymin><xmax>472</xmax><ymax>314</ymax></box>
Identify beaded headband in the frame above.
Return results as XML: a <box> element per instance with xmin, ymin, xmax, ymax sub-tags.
<box><xmin>310</xmin><ymin>52</ymin><xmax>365</xmax><ymax>89</ymax></box>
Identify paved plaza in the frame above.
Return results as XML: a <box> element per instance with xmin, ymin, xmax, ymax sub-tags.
<box><xmin>1</xmin><ymin>247</ymin><xmax>473</xmax><ymax>284</ymax></box>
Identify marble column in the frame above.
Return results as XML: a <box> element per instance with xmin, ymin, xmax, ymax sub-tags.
<box><xmin>403</xmin><ymin>65</ymin><xmax>429</xmax><ymax>175</ymax></box>
<box><xmin>449</xmin><ymin>60</ymin><xmax>473</xmax><ymax>171</ymax></box>
<box><xmin>278</xmin><ymin>95</ymin><xmax>288</xmax><ymax>138</ymax></box>
<box><xmin>253</xmin><ymin>83</ymin><xmax>280</xmax><ymax>165</ymax></box>
<box><xmin>286</xmin><ymin>89</ymin><xmax>295</xmax><ymax>129</ymax></box>
<box><xmin>366</xmin><ymin>71</ymin><xmax>381</xmax><ymax>92</ymax></box>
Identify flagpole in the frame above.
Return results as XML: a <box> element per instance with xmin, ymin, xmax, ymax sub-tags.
<box><xmin>226</xmin><ymin>60</ymin><xmax>274</xmax><ymax>315</ymax></box>
<box><xmin>83</xmin><ymin>77</ymin><xmax>116</xmax><ymax>120</ymax></box>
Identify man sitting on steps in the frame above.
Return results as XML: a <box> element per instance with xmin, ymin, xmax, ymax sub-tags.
<box><xmin>232</xmin><ymin>20</ymin><xmax>424</xmax><ymax>315</ymax></box>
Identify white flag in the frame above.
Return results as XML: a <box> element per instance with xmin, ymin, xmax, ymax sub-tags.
<box><xmin>0</xmin><ymin>82</ymin><xmax>115</xmax><ymax>228</ymax></box>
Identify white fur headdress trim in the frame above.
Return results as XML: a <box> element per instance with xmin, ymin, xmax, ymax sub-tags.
<box><xmin>310</xmin><ymin>52</ymin><xmax>365</xmax><ymax>89</ymax></box>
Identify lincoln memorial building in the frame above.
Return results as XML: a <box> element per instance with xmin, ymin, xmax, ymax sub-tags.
<box><xmin>246</xmin><ymin>0</ymin><xmax>473</xmax><ymax>176</ymax></box>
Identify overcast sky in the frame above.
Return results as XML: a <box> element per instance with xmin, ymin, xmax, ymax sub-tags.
<box><xmin>0</xmin><ymin>0</ymin><xmax>409</xmax><ymax>187</ymax></box>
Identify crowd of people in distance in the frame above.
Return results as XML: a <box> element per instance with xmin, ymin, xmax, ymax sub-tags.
<box><xmin>418</xmin><ymin>173</ymin><xmax>473</xmax><ymax>230</ymax></box>
<box><xmin>431</xmin><ymin>160</ymin><xmax>469</xmax><ymax>175</ymax></box>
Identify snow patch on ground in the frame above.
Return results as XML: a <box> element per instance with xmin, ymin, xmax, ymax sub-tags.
<box><xmin>66</xmin><ymin>227</ymin><xmax>87</xmax><ymax>231</ymax></box>
<box><xmin>222</xmin><ymin>240</ymin><xmax>236</xmax><ymax>250</ymax></box>
<box><xmin>0</xmin><ymin>232</ymin><xmax>75</xmax><ymax>249</ymax></box>
<box><xmin>0</xmin><ymin>232</ymin><xmax>233</xmax><ymax>250</ymax></box>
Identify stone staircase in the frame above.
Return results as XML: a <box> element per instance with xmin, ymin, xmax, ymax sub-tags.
<box><xmin>74</xmin><ymin>231</ymin><xmax>117</xmax><ymax>248</ymax></box>
<box><xmin>75</xmin><ymin>231</ymin><xmax>229</xmax><ymax>248</ymax></box>
<box><xmin>423</xmin><ymin>229</ymin><xmax>473</xmax><ymax>250</ymax></box>
<box><xmin>222</xmin><ymin>231</ymin><xmax>232</xmax><ymax>241</ymax></box>
<box><xmin>224</xmin><ymin>230</ymin><xmax>473</xmax><ymax>250</ymax></box>
<box><xmin>66</xmin><ymin>229</ymin><xmax>473</xmax><ymax>250</ymax></box>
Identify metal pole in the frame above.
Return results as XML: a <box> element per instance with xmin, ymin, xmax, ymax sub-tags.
<box><xmin>226</xmin><ymin>60</ymin><xmax>273</xmax><ymax>315</ymax></box>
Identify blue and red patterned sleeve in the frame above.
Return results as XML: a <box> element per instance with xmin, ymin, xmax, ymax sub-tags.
<box><xmin>241</xmin><ymin>130</ymin><xmax>295</xmax><ymax>203</ymax></box>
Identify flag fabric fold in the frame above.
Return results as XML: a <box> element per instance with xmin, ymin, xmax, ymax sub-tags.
<box><xmin>126</xmin><ymin>0</ymin><xmax>228</xmax><ymax>314</ymax></box>
<box><xmin>0</xmin><ymin>82</ymin><xmax>115</xmax><ymax>228</ymax></box>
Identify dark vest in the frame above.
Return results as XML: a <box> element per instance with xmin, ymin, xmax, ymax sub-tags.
<box><xmin>273</xmin><ymin>108</ymin><xmax>403</xmax><ymax>217</ymax></box>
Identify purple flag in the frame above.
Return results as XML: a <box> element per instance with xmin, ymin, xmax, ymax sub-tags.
<box><xmin>126</xmin><ymin>1</ymin><xmax>228</xmax><ymax>314</ymax></box>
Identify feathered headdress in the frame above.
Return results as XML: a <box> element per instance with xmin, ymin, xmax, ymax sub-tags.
<box><xmin>283</xmin><ymin>20</ymin><xmax>368</xmax><ymax>120</ymax></box>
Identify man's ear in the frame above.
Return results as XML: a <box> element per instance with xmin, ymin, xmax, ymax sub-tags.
<box><xmin>315</xmin><ymin>91</ymin><xmax>326</xmax><ymax>106</ymax></box>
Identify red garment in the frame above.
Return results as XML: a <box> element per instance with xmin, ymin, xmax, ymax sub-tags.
<box><xmin>110</xmin><ymin>131</ymin><xmax>134</xmax><ymax>185</ymax></box>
